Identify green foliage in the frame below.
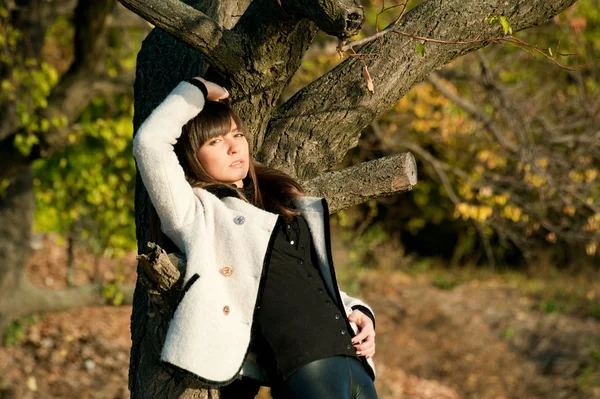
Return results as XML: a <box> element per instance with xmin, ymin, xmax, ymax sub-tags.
<box><xmin>578</xmin><ymin>343</ymin><xmax>600</xmax><ymax>391</ymax></box>
<box><xmin>33</xmin><ymin>95</ymin><xmax>137</xmax><ymax>260</ymax></box>
<box><xmin>415</xmin><ymin>42</ymin><xmax>425</xmax><ymax>57</ymax></box>
<box><xmin>2</xmin><ymin>316</ymin><xmax>37</xmax><ymax>346</ymax></box>
<box><xmin>537</xmin><ymin>299</ymin><xmax>559</xmax><ymax>314</ymax></box>
<box><xmin>431</xmin><ymin>275</ymin><xmax>459</xmax><ymax>290</ymax></box>
<box><xmin>18</xmin><ymin>9</ymin><xmax>145</xmax><ymax>266</ymax></box>
<box><xmin>485</xmin><ymin>15</ymin><xmax>513</xmax><ymax>35</ymax></box>
<box><xmin>501</xmin><ymin>328</ymin><xmax>515</xmax><ymax>339</ymax></box>
<box><xmin>103</xmin><ymin>275</ymin><xmax>126</xmax><ymax>306</ymax></box>
<box><xmin>0</xmin><ymin>178</ymin><xmax>10</xmax><ymax>199</ymax></box>
<box><xmin>0</xmin><ymin>6</ymin><xmax>62</xmax><ymax>156</ymax></box>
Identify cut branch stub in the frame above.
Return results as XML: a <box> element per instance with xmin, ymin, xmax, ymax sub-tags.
<box><xmin>302</xmin><ymin>152</ymin><xmax>417</xmax><ymax>214</ymax></box>
<box><xmin>136</xmin><ymin>242</ymin><xmax>185</xmax><ymax>294</ymax></box>
<box><xmin>279</xmin><ymin>0</ymin><xmax>364</xmax><ymax>39</ymax></box>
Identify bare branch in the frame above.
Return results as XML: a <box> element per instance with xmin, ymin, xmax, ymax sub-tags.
<box><xmin>0</xmin><ymin>271</ymin><xmax>134</xmax><ymax>322</ymax></box>
<box><xmin>427</xmin><ymin>73</ymin><xmax>519</xmax><ymax>152</ymax></box>
<box><xmin>301</xmin><ymin>152</ymin><xmax>417</xmax><ymax>213</ymax></box>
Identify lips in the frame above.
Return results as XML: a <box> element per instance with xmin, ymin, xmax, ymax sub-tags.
<box><xmin>230</xmin><ymin>159</ymin><xmax>244</xmax><ymax>167</ymax></box>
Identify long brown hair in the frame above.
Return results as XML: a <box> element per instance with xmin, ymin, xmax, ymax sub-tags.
<box><xmin>147</xmin><ymin>101</ymin><xmax>304</xmax><ymax>252</ymax></box>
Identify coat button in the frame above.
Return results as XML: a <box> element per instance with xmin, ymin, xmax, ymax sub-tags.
<box><xmin>223</xmin><ymin>305</ymin><xmax>230</xmax><ymax>315</ymax></box>
<box><xmin>335</xmin><ymin>313</ymin><xmax>341</xmax><ymax>320</ymax></box>
<box><xmin>297</xmin><ymin>258</ymin><xmax>304</xmax><ymax>265</ymax></box>
<box><xmin>346</xmin><ymin>344</ymin><xmax>353</xmax><ymax>350</ymax></box>
<box><xmin>341</xmin><ymin>330</ymin><xmax>346</xmax><ymax>335</ymax></box>
<box><xmin>220</xmin><ymin>266</ymin><xmax>233</xmax><ymax>277</ymax></box>
<box><xmin>234</xmin><ymin>216</ymin><xmax>245</xmax><ymax>225</ymax></box>
<box><xmin>318</xmin><ymin>288</ymin><xmax>324</xmax><ymax>294</ymax></box>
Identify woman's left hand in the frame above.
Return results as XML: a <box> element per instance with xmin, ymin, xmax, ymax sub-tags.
<box><xmin>348</xmin><ymin>310</ymin><xmax>376</xmax><ymax>359</ymax></box>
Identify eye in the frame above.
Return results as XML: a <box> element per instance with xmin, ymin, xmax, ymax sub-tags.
<box><xmin>208</xmin><ymin>137</ymin><xmax>222</xmax><ymax>145</ymax></box>
<box><xmin>235</xmin><ymin>132</ymin><xmax>245</xmax><ymax>138</ymax></box>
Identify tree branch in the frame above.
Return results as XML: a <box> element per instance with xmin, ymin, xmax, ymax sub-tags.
<box><xmin>259</xmin><ymin>0</ymin><xmax>578</xmax><ymax>180</ymax></box>
<box><xmin>427</xmin><ymin>73</ymin><xmax>519</xmax><ymax>152</ymax></box>
<box><xmin>301</xmin><ymin>152</ymin><xmax>417</xmax><ymax>214</ymax></box>
<box><xmin>116</xmin><ymin>0</ymin><xmax>246</xmax><ymax>73</ymax></box>
<box><xmin>0</xmin><ymin>272</ymin><xmax>134</xmax><ymax>323</ymax></box>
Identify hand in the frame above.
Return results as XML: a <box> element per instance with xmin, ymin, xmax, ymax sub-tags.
<box><xmin>348</xmin><ymin>310</ymin><xmax>376</xmax><ymax>359</ymax></box>
<box><xmin>192</xmin><ymin>77</ymin><xmax>229</xmax><ymax>101</ymax></box>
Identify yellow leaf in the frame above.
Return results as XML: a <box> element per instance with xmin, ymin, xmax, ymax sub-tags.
<box><xmin>568</xmin><ymin>170</ymin><xmax>583</xmax><ymax>183</ymax></box>
<box><xmin>493</xmin><ymin>194</ymin><xmax>508</xmax><ymax>206</ymax></box>
<box><xmin>585</xmin><ymin>169</ymin><xmax>598</xmax><ymax>182</ymax></box>
<box><xmin>535</xmin><ymin>157</ymin><xmax>548</xmax><ymax>168</ymax></box>
<box><xmin>562</xmin><ymin>205</ymin><xmax>576</xmax><ymax>216</ymax></box>
<box><xmin>478</xmin><ymin>186</ymin><xmax>493</xmax><ymax>199</ymax></box>
<box><xmin>585</xmin><ymin>240</ymin><xmax>597</xmax><ymax>256</ymax></box>
<box><xmin>26</xmin><ymin>376</ymin><xmax>38</xmax><ymax>392</ymax></box>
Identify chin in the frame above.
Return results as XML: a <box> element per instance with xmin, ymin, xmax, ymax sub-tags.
<box><xmin>230</xmin><ymin>171</ymin><xmax>248</xmax><ymax>183</ymax></box>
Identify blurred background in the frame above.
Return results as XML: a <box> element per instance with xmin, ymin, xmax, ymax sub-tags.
<box><xmin>0</xmin><ymin>0</ymin><xmax>598</xmax><ymax>398</ymax></box>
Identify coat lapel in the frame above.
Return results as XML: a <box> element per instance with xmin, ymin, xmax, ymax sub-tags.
<box><xmin>292</xmin><ymin>196</ymin><xmax>336</xmax><ymax>301</ymax></box>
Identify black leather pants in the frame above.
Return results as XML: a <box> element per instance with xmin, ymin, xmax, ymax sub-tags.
<box><xmin>220</xmin><ymin>356</ymin><xmax>378</xmax><ymax>399</ymax></box>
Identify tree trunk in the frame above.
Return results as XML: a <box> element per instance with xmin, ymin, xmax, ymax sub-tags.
<box><xmin>0</xmin><ymin>167</ymin><xmax>35</xmax><ymax>335</ymax></box>
<box><xmin>67</xmin><ymin>231</ymin><xmax>76</xmax><ymax>287</ymax></box>
<box><xmin>128</xmin><ymin>2</ymin><xmax>251</xmax><ymax>397</ymax></box>
<box><xmin>127</xmin><ymin>0</ymin><xmax>578</xmax><ymax>396</ymax></box>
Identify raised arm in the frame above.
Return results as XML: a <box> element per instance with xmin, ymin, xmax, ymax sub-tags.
<box><xmin>132</xmin><ymin>78</ymin><xmax>228</xmax><ymax>233</ymax></box>
<box><xmin>133</xmin><ymin>81</ymin><xmax>205</xmax><ymax>232</ymax></box>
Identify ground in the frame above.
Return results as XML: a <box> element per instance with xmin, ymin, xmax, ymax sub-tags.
<box><xmin>0</xmin><ymin>235</ymin><xmax>598</xmax><ymax>398</ymax></box>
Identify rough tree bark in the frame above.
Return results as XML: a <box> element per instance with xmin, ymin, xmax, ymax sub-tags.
<box><xmin>121</xmin><ymin>0</ymin><xmax>578</xmax><ymax>397</ymax></box>
<box><xmin>0</xmin><ymin>0</ymin><xmax>136</xmax><ymax>337</ymax></box>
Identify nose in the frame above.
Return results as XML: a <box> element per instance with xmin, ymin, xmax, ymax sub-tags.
<box><xmin>227</xmin><ymin>139</ymin><xmax>240</xmax><ymax>155</ymax></box>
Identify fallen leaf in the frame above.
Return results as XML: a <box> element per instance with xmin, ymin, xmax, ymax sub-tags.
<box><xmin>26</xmin><ymin>376</ymin><xmax>37</xmax><ymax>392</ymax></box>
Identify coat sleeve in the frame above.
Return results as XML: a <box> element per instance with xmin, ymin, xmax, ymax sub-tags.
<box><xmin>132</xmin><ymin>81</ymin><xmax>206</xmax><ymax>233</ymax></box>
<box><xmin>339</xmin><ymin>289</ymin><xmax>376</xmax><ymax>330</ymax></box>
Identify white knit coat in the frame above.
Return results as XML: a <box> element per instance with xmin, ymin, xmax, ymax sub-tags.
<box><xmin>132</xmin><ymin>81</ymin><xmax>376</xmax><ymax>386</ymax></box>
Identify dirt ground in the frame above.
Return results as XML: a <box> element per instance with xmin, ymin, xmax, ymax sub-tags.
<box><xmin>1</xmin><ymin>235</ymin><xmax>598</xmax><ymax>398</ymax></box>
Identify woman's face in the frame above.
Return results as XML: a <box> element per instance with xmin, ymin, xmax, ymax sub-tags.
<box><xmin>196</xmin><ymin>117</ymin><xmax>249</xmax><ymax>188</ymax></box>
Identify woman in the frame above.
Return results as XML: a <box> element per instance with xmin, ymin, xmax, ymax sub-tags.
<box><xmin>133</xmin><ymin>76</ymin><xmax>378</xmax><ymax>398</ymax></box>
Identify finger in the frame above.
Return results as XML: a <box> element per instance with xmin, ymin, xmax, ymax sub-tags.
<box><xmin>354</xmin><ymin>341</ymin><xmax>374</xmax><ymax>354</ymax></box>
<box><xmin>348</xmin><ymin>310</ymin><xmax>366</xmax><ymax>323</ymax></box>
<box><xmin>356</xmin><ymin>347</ymin><xmax>375</xmax><ymax>358</ymax></box>
<box><xmin>356</xmin><ymin>314</ymin><xmax>373</xmax><ymax>329</ymax></box>
<box><xmin>351</xmin><ymin>328</ymin><xmax>370</xmax><ymax>343</ymax></box>
<box><xmin>355</xmin><ymin>335</ymin><xmax>375</xmax><ymax>348</ymax></box>
<box><xmin>219</xmin><ymin>88</ymin><xmax>229</xmax><ymax>100</ymax></box>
